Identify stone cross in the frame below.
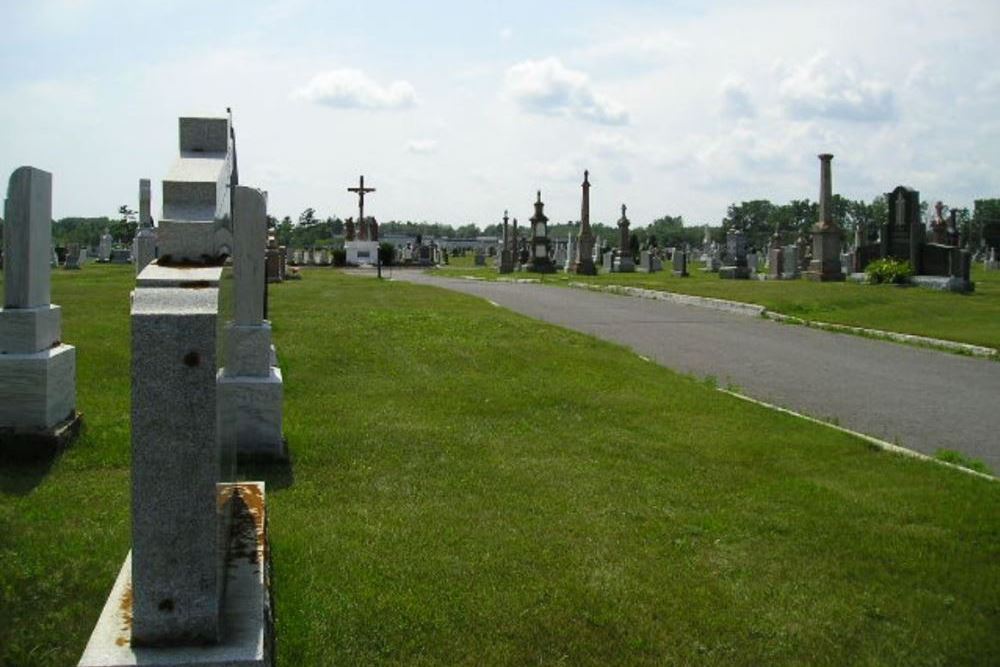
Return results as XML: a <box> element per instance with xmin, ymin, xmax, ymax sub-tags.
<box><xmin>3</xmin><ymin>167</ymin><xmax>52</xmax><ymax>309</ymax></box>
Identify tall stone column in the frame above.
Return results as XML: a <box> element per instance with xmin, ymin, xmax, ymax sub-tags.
<box><xmin>572</xmin><ymin>170</ymin><xmax>596</xmax><ymax>275</ymax></box>
<box><xmin>805</xmin><ymin>153</ymin><xmax>845</xmax><ymax>282</ymax></box>
<box><xmin>0</xmin><ymin>166</ymin><xmax>79</xmax><ymax>454</ymax></box>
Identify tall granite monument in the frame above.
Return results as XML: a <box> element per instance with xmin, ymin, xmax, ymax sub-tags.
<box><xmin>524</xmin><ymin>191</ymin><xmax>556</xmax><ymax>273</ymax></box>
<box><xmin>805</xmin><ymin>153</ymin><xmax>845</xmax><ymax>282</ymax></box>
<box><xmin>571</xmin><ymin>171</ymin><xmax>597</xmax><ymax>275</ymax></box>
<box><xmin>616</xmin><ymin>204</ymin><xmax>635</xmax><ymax>272</ymax></box>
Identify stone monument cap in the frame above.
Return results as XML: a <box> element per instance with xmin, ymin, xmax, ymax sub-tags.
<box><xmin>179</xmin><ymin>117</ymin><xmax>230</xmax><ymax>153</ymax></box>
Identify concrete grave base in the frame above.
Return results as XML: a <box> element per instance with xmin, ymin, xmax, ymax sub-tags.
<box><xmin>0</xmin><ymin>343</ymin><xmax>76</xmax><ymax>430</ymax></box>
<box><xmin>911</xmin><ymin>275</ymin><xmax>975</xmax><ymax>293</ymax></box>
<box><xmin>79</xmin><ymin>482</ymin><xmax>273</xmax><ymax>667</ymax></box>
<box><xmin>719</xmin><ymin>266</ymin><xmax>751</xmax><ymax>279</ymax></box>
<box><xmin>218</xmin><ymin>369</ymin><xmax>285</xmax><ymax>461</ymax></box>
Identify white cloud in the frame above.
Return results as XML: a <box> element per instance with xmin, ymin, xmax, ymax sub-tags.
<box><xmin>777</xmin><ymin>52</ymin><xmax>895</xmax><ymax>122</ymax></box>
<box><xmin>719</xmin><ymin>76</ymin><xmax>755</xmax><ymax>118</ymax></box>
<box><xmin>503</xmin><ymin>58</ymin><xmax>629</xmax><ymax>126</ymax></box>
<box><xmin>499</xmin><ymin>27</ymin><xmax>512</xmax><ymax>41</ymax></box>
<box><xmin>406</xmin><ymin>139</ymin><xmax>438</xmax><ymax>155</ymax></box>
<box><xmin>293</xmin><ymin>69</ymin><xmax>417</xmax><ymax>110</ymax></box>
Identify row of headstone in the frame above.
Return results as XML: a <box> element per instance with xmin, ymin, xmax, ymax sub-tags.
<box><xmin>80</xmin><ymin>115</ymin><xmax>276</xmax><ymax>666</ymax></box>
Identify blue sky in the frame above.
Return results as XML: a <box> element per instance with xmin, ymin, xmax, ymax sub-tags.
<box><xmin>1</xmin><ymin>0</ymin><xmax>998</xmax><ymax>227</ymax></box>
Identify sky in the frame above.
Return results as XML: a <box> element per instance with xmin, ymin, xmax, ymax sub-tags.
<box><xmin>1</xmin><ymin>0</ymin><xmax>998</xmax><ymax>228</ymax></box>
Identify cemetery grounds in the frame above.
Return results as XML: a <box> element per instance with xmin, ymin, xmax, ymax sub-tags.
<box><xmin>1</xmin><ymin>264</ymin><xmax>998</xmax><ymax>665</ymax></box>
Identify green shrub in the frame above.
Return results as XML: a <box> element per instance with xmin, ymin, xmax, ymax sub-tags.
<box><xmin>379</xmin><ymin>242</ymin><xmax>396</xmax><ymax>267</ymax></box>
<box><xmin>865</xmin><ymin>258</ymin><xmax>913</xmax><ymax>285</ymax></box>
<box><xmin>332</xmin><ymin>248</ymin><xmax>347</xmax><ymax>267</ymax></box>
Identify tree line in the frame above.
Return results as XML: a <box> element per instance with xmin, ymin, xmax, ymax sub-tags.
<box><xmin>1</xmin><ymin>196</ymin><xmax>995</xmax><ymax>252</ymax></box>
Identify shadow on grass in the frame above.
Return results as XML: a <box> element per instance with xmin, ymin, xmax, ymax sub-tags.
<box><xmin>237</xmin><ymin>447</ymin><xmax>295</xmax><ymax>491</ymax></box>
<box><xmin>0</xmin><ymin>456</ymin><xmax>59</xmax><ymax>496</ymax></box>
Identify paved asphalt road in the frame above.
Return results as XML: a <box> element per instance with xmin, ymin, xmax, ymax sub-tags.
<box><xmin>391</xmin><ymin>271</ymin><xmax>1000</xmax><ymax>472</ymax></box>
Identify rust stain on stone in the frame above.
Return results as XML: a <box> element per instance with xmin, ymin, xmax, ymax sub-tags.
<box><xmin>115</xmin><ymin>583</ymin><xmax>133</xmax><ymax>647</ymax></box>
<box><xmin>228</xmin><ymin>483</ymin><xmax>267</xmax><ymax>568</ymax></box>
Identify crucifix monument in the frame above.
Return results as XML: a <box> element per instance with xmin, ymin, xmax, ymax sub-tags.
<box><xmin>345</xmin><ymin>175</ymin><xmax>380</xmax><ymax>266</ymax></box>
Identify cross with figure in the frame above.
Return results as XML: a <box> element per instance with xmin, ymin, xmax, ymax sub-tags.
<box><xmin>348</xmin><ymin>175</ymin><xmax>376</xmax><ymax>230</ymax></box>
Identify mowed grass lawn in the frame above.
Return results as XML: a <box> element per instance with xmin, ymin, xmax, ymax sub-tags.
<box><xmin>1</xmin><ymin>264</ymin><xmax>998</xmax><ymax>666</ymax></box>
<box><xmin>433</xmin><ymin>255</ymin><xmax>1000</xmax><ymax>350</ymax></box>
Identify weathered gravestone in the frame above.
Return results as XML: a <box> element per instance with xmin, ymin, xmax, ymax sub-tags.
<box><xmin>572</xmin><ymin>171</ymin><xmax>597</xmax><ymax>275</ymax></box>
<box><xmin>64</xmin><ymin>243</ymin><xmax>84</xmax><ymax>270</ymax></box>
<box><xmin>768</xmin><ymin>233</ymin><xmax>785</xmax><ymax>279</ymax></box>
<box><xmin>133</xmin><ymin>178</ymin><xmax>157</xmax><ymax>275</ymax></box>
<box><xmin>219</xmin><ymin>186</ymin><xmax>285</xmax><ymax>460</ymax></box>
<box><xmin>782</xmin><ymin>245</ymin><xmax>801</xmax><ymax>279</ymax></box>
<box><xmin>98</xmin><ymin>228</ymin><xmax>113</xmax><ymax>262</ymax></box>
<box><xmin>640</xmin><ymin>250</ymin><xmax>662</xmax><ymax>273</ymax></box>
<box><xmin>672</xmin><ymin>249</ymin><xmax>689</xmax><ymax>277</ymax></box>
<box><xmin>0</xmin><ymin>166</ymin><xmax>80</xmax><ymax>456</ymax></box>
<box><xmin>719</xmin><ymin>230</ymin><xmax>750</xmax><ymax>279</ymax></box>
<box><xmin>265</xmin><ymin>235</ymin><xmax>281</xmax><ymax>283</ymax></box>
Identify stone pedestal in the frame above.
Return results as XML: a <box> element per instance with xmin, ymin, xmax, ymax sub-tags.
<box><xmin>219</xmin><ymin>324</ymin><xmax>285</xmax><ymax>460</ymax></box>
<box><xmin>345</xmin><ymin>240</ymin><xmax>379</xmax><ymax>266</ymax></box>
<box><xmin>805</xmin><ymin>226</ymin><xmax>845</xmax><ymax>282</ymax></box>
